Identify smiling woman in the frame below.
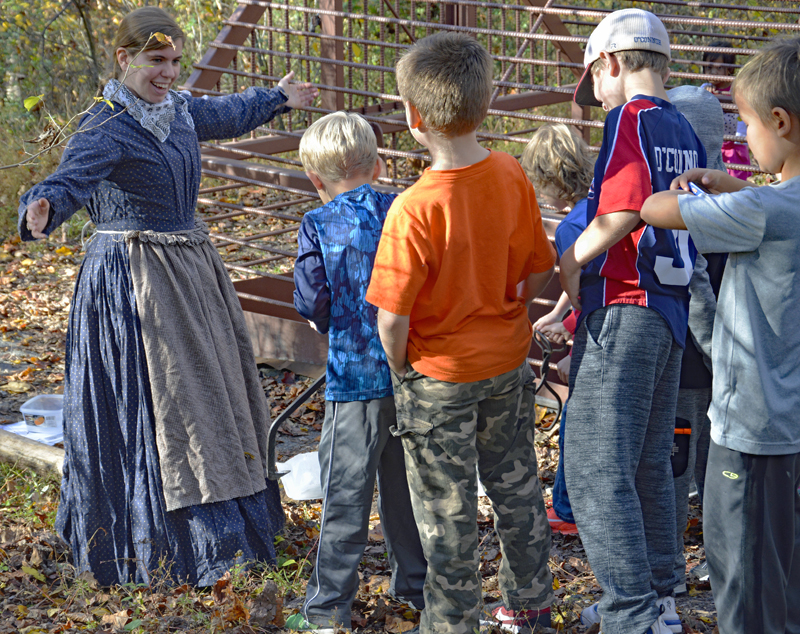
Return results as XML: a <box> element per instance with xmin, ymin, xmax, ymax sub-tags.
<box><xmin>116</xmin><ymin>42</ymin><xmax>185</xmax><ymax>104</ymax></box>
<box><xmin>111</xmin><ymin>6</ymin><xmax>187</xmax><ymax>104</ymax></box>
<box><xmin>17</xmin><ymin>6</ymin><xmax>317</xmax><ymax>589</ymax></box>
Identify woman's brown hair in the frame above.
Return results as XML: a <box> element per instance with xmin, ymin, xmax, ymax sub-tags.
<box><xmin>112</xmin><ymin>7</ymin><xmax>185</xmax><ymax>79</ymax></box>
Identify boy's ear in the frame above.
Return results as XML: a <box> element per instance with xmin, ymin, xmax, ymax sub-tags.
<box><xmin>306</xmin><ymin>171</ymin><xmax>325</xmax><ymax>191</ymax></box>
<box><xmin>373</xmin><ymin>158</ymin><xmax>385</xmax><ymax>181</ymax></box>
<box><xmin>406</xmin><ymin>102</ymin><xmax>423</xmax><ymax>130</ymax></box>
<box><xmin>773</xmin><ymin>107</ymin><xmax>794</xmax><ymax>139</ymax></box>
<box><xmin>600</xmin><ymin>51</ymin><xmax>623</xmax><ymax>78</ymax></box>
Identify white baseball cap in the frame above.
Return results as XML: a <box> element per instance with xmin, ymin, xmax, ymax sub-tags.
<box><xmin>574</xmin><ymin>9</ymin><xmax>671</xmax><ymax>107</ymax></box>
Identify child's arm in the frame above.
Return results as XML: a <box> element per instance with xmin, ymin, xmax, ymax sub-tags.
<box><xmin>520</xmin><ymin>267</ymin><xmax>555</xmax><ymax>307</ymax></box>
<box><xmin>556</xmin><ymin>355</ymin><xmax>571</xmax><ymax>384</ymax></box>
<box><xmin>672</xmin><ymin>168</ymin><xmax>749</xmax><ymax>195</ymax></box>
<box><xmin>376</xmin><ymin>309</ymin><xmax>410</xmax><ymax>376</ymax></box>
<box><xmin>533</xmin><ymin>291</ymin><xmax>572</xmax><ymax>332</ymax></box>
<box><xmin>293</xmin><ymin>217</ymin><xmax>331</xmax><ymax>334</ymax></box>
<box><xmin>558</xmin><ymin>211</ymin><xmax>640</xmax><ymax>310</ymax></box>
<box><xmin>641</xmin><ymin>168</ymin><xmax>751</xmax><ymax>231</ymax></box>
<box><xmin>639</xmin><ymin>191</ymin><xmax>689</xmax><ymax>230</ymax></box>
<box><xmin>540</xmin><ymin>321</ymin><xmax>572</xmax><ymax>345</ymax></box>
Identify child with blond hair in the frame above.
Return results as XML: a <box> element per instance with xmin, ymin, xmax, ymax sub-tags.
<box><xmin>523</xmin><ymin>123</ymin><xmax>595</xmax><ymax>535</ymax></box>
<box><xmin>289</xmin><ymin>111</ymin><xmax>426</xmax><ymax>633</ymax></box>
<box><xmin>366</xmin><ymin>31</ymin><xmax>556</xmax><ymax>634</ymax></box>
<box><xmin>642</xmin><ymin>37</ymin><xmax>800</xmax><ymax>634</ymax></box>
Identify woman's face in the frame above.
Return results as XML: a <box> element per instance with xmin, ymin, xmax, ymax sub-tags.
<box><xmin>116</xmin><ymin>39</ymin><xmax>184</xmax><ymax>104</ymax></box>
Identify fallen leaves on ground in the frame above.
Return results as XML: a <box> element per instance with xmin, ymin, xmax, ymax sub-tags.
<box><xmin>0</xmin><ymin>231</ymin><xmax>719</xmax><ymax>633</ymax></box>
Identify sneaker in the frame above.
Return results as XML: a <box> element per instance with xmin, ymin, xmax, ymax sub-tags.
<box><xmin>645</xmin><ymin>617</ymin><xmax>674</xmax><ymax>634</ymax></box>
<box><xmin>655</xmin><ymin>596</ymin><xmax>682</xmax><ymax>634</ymax></box>
<box><xmin>689</xmin><ymin>560</ymin><xmax>709</xmax><ymax>582</ymax></box>
<box><xmin>580</xmin><ymin>602</ymin><xmax>601</xmax><ymax>627</ymax></box>
<box><xmin>546</xmin><ymin>507</ymin><xmax>579</xmax><ymax>535</ymax></box>
<box><xmin>285</xmin><ymin>613</ymin><xmax>336</xmax><ymax>634</ymax></box>
<box><xmin>672</xmin><ymin>581</ymin><xmax>687</xmax><ymax>595</ymax></box>
<box><xmin>480</xmin><ymin>604</ymin><xmax>551</xmax><ymax>633</ymax></box>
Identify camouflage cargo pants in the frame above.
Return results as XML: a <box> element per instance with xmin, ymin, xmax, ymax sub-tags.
<box><xmin>391</xmin><ymin>361</ymin><xmax>553</xmax><ymax>634</ymax></box>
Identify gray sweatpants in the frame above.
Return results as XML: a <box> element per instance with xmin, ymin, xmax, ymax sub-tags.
<box><xmin>303</xmin><ymin>396</ymin><xmax>426</xmax><ymax>627</ymax></box>
<box><xmin>565</xmin><ymin>305</ymin><xmax>682</xmax><ymax>634</ymax></box>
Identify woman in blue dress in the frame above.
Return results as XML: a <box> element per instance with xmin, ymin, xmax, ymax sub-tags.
<box><xmin>19</xmin><ymin>6</ymin><xmax>317</xmax><ymax>587</ymax></box>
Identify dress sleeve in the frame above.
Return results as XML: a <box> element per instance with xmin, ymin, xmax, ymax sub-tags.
<box><xmin>18</xmin><ymin>114</ymin><xmax>123</xmax><ymax>241</ymax></box>
<box><xmin>186</xmin><ymin>86</ymin><xmax>290</xmax><ymax>142</ymax></box>
<box><xmin>293</xmin><ymin>215</ymin><xmax>331</xmax><ymax>334</ymax></box>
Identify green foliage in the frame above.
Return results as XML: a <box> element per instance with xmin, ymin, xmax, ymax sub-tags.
<box><xmin>0</xmin><ymin>462</ymin><xmax>60</xmax><ymax>529</ymax></box>
<box><xmin>0</xmin><ymin>1</ymin><xmax>239</xmax><ymax>122</ymax></box>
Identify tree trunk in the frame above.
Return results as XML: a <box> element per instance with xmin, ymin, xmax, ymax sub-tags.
<box><xmin>0</xmin><ymin>429</ymin><xmax>64</xmax><ymax>476</ymax></box>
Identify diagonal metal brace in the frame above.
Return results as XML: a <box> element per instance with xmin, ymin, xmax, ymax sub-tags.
<box><xmin>267</xmin><ymin>373</ymin><xmax>326</xmax><ymax>480</ymax></box>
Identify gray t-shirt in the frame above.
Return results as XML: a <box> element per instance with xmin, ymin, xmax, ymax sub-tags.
<box><xmin>680</xmin><ymin>177</ymin><xmax>800</xmax><ymax>455</ymax></box>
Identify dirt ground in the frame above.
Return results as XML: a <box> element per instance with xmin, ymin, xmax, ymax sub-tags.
<box><xmin>0</xmin><ymin>235</ymin><xmax>718</xmax><ymax>632</ymax></box>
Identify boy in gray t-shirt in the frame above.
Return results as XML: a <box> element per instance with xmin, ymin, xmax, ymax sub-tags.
<box><xmin>641</xmin><ymin>37</ymin><xmax>800</xmax><ymax>634</ymax></box>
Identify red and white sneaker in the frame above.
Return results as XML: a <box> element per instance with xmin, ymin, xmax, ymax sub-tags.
<box><xmin>547</xmin><ymin>507</ymin><xmax>579</xmax><ymax>535</ymax></box>
<box><xmin>480</xmin><ymin>604</ymin><xmax>551</xmax><ymax>633</ymax></box>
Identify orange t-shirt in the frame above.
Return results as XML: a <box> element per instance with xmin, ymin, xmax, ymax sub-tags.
<box><xmin>365</xmin><ymin>150</ymin><xmax>556</xmax><ymax>383</ymax></box>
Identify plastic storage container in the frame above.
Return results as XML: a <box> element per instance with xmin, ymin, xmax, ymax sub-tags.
<box><xmin>20</xmin><ymin>394</ymin><xmax>64</xmax><ymax>430</ymax></box>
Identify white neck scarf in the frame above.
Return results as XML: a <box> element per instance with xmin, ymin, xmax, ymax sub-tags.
<box><xmin>103</xmin><ymin>79</ymin><xmax>194</xmax><ymax>142</ymax></box>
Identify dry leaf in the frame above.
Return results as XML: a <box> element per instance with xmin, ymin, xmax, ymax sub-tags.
<box><xmin>3</xmin><ymin>381</ymin><xmax>31</xmax><ymax>393</ymax></box>
<box><xmin>385</xmin><ymin>614</ymin><xmax>417</xmax><ymax>633</ymax></box>
<box><xmin>101</xmin><ymin>609</ymin><xmax>132</xmax><ymax>628</ymax></box>
<box><xmin>212</xmin><ymin>572</ymin><xmax>232</xmax><ymax>603</ymax></box>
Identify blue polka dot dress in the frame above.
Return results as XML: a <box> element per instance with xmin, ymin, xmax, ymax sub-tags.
<box><xmin>18</xmin><ymin>86</ymin><xmax>290</xmax><ymax>587</ymax></box>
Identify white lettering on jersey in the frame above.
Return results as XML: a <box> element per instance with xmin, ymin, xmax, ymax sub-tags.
<box><xmin>653</xmin><ymin>148</ymin><xmax>698</xmax><ymax>174</ymax></box>
<box><xmin>654</xmin><ymin>229</ymin><xmax>693</xmax><ymax>286</ymax></box>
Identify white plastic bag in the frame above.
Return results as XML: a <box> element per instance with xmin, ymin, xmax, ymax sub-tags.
<box><xmin>276</xmin><ymin>451</ymin><xmax>323</xmax><ymax>500</ymax></box>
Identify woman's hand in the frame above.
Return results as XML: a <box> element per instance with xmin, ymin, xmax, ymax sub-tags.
<box><xmin>278</xmin><ymin>71</ymin><xmax>318</xmax><ymax>109</ymax></box>
<box><xmin>26</xmin><ymin>198</ymin><xmax>50</xmax><ymax>239</ymax></box>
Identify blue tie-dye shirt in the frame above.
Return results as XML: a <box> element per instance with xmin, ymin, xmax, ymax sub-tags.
<box><xmin>293</xmin><ymin>184</ymin><xmax>395</xmax><ymax>401</ymax></box>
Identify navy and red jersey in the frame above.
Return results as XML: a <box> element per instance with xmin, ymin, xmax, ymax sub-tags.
<box><xmin>579</xmin><ymin>94</ymin><xmax>707</xmax><ymax>346</ymax></box>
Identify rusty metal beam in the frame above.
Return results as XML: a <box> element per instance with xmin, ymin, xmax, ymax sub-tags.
<box><xmin>183</xmin><ymin>3</ymin><xmax>268</xmax><ymax>93</ymax></box>
<box><xmin>199</xmin><ymin>87</ymin><xmax>577</xmax><ymax>162</ymax></box>
<box><xmin>202</xmin><ymin>156</ymin><xmax>319</xmax><ymax>194</ymax></box>
<box><xmin>522</xmin><ymin>0</ymin><xmax>585</xmax><ymax>76</ymax></box>
<box><xmin>320</xmin><ymin>0</ymin><xmax>345</xmax><ymax>111</ymax></box>
<box><xmin>201</xmin><ymin>135</ymin><xmax>303</xmax><ymax>160</ymax></box>
<box><xmin>234</xmin><ymin>276</ymin><xmax>328</xmax><ymax>365</ymax></box>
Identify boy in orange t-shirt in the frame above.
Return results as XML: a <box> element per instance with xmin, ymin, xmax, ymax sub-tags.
<box><xmin>365</xmin><ymin>32</ymin><xmax>556</xmax><ymax>634</ymax></box>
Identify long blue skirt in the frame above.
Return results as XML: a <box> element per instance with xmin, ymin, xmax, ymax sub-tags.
<box><xmin>55</xmin><ymin>235</ymin><xmax>284</xmax><ymax>587</ymax></box>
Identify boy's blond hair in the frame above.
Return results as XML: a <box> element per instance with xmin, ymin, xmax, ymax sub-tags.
<box><xmin>520</xmin><ymin>124</ymin><xmax>594</xmax><ymax>206</ymax></box>
<box><xmin>299</xmin><ymin>112</ymin><xmax>377</xmax><ymax>182</ymax></box>
<box><xmin>733</xmin><ymin>37</ymin><xmax>800</xmax><ymax>123</ymax></box>
<box><xmin>591</xmin><ymin>50</ymin><xmax>670</xmax><ymax>80</ymax></box>
<box><xmin>395</xmin><ymin>31</ymin><xmax>493</xmax><ymax>137</ymax></box>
